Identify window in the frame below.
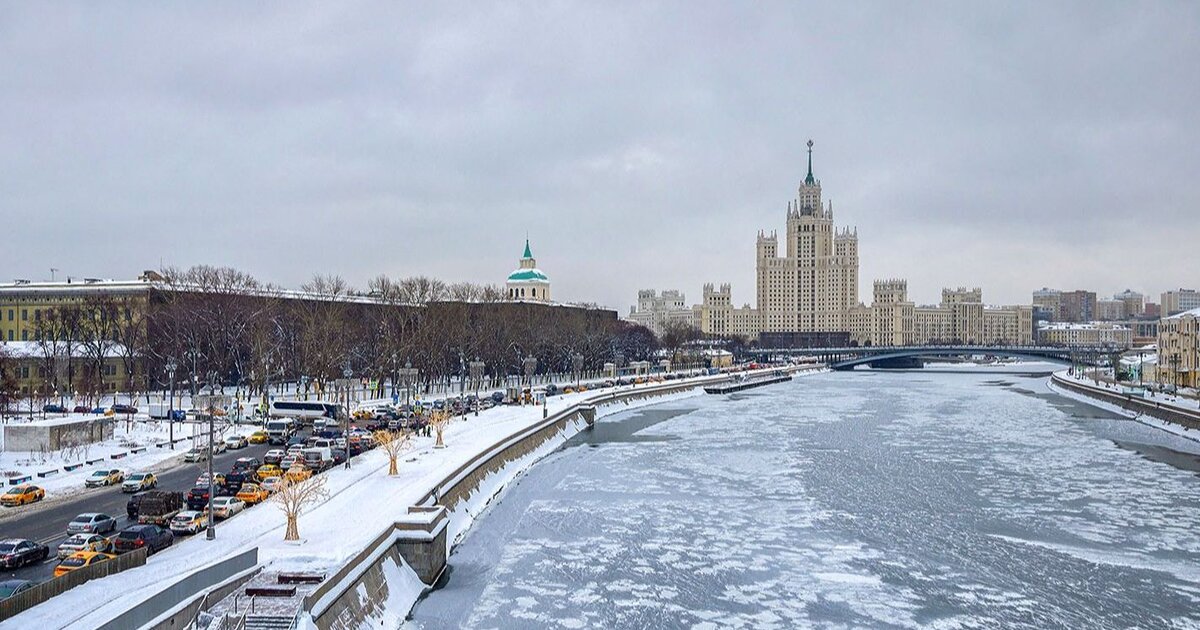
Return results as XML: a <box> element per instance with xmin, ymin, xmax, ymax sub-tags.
<box><xmin>21</xmin><ymin>330</ymin><xmax>27</xmax><ymax>341</ymax></box>
<box><xmin>6</xmin><ymin>310</ymin><xmax>11</xmax><ymax>321</ymax></box>
<box><xmin>20</xmin><ymin>309</ymin><xmax>27</xmax><ymax>321</ymax></box>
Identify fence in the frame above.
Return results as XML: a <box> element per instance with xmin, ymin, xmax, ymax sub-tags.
<box><xmin>0</xmin><ymin>547</ymin><xmax>148</xmax><ymax>622</ymax></box>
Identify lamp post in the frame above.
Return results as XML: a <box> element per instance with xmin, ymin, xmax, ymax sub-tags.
<box><xmin>390</xmin><ymin>353</ymin><xmax>397</xmax><ymax>401</ymax></box>
<box><xmin>572</xmin><ymin>353</ymin><xmax>584</xmax><ymax>391</ymax></box>
<box><xmin>522</xmin><ymin>355</ymin><xmax>538</xmax><ymax>415</ymax></box>
<box><xmin>166</xmin><ymin>358</ymin><xmax>178</xmax><ymax>449</ymax></box>
<box><xmin>342</xmin><ymin>364</ymin><xmax>353</xmax><ymax>469</ymax></box>
<box><xmin>185</xmin><ymin>349</ymin><xmax>199</xmax><ymax>398</ymax></box>
<box><xmin>205</xmin><ymin>410</ymin><xmax>216</xmax><ymax>540</ymax></box>
<box><xmin>470</xmin><ymin>359</ymin><xmax>485</xmax><ymax>417</ymax></box>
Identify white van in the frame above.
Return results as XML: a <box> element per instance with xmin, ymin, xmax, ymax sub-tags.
<box><xmin>265</xmin><ymin>419</ymin><xmax>296</xmax><ymax>445</ymax></box>
<box><xmin>268</xmin><ymin>400</ymin><xmax>343</xmax><ymax>424</ymax></box>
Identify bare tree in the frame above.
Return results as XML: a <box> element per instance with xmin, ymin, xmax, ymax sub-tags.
<box><xmin>373</xmin><ymin>429</ymin><xmax>412</xmax><ymax>475</ymax></box>
<box><xmin>270</xmin><ymin>472</ymin><xmax>329</xmax><ymax>541</ymax></box>
<box><xmin>428</xmin><ymin>409</ymin><xmax>452</xmax><ymax>448</ymax></box>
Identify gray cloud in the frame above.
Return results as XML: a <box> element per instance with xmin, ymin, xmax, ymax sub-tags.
<box><xmin>2</xmin><ymin>2</ymin><xmax>1197</xmax><ymax>309</ymax></box>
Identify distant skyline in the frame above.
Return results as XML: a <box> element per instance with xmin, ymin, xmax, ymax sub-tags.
<box><xmin>2</xmin><ymin>3</ymin><xmax>1197</xmax><ymax>312</ymax></box>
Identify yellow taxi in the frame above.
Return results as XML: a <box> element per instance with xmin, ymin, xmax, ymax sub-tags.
<box><xmin>248</xmin><ymin>431</ymin><xmax>269</xmax><ymax>445</ymax></box>
<box><xmin>235</xmin><ymin>483</ymin><xmax>270</xmax><ymax>505</ymax></box>
<box><xmin>54</xmin><ymin>551</ymin><xmax>115</xmax><ymax>577</ymax></box>
<box><xmin>284</xmin><ymin>465</ymin><xmax>312</xmax><ymax>482</ymax></box>
<box><xmin>256</xmin><ymin>464</ymin><xmax>282</xmax><ymax>481</ymax></box>
<box><xmin>1</xmin><ymin>485</ymin><xmax>45</xmax><ymax>507</ymax></box>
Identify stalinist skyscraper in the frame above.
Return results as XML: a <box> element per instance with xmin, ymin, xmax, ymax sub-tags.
<box><xmin>756</xmin><ymin>140</ymin><xmax>859</xmax><ymax>339</ymax></box>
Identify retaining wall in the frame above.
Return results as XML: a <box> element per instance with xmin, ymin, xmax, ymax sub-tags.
<box><xmin>1051</xmin><ymin>373</ymin><xmax>1200</xmax><ymax>431</ymax></box>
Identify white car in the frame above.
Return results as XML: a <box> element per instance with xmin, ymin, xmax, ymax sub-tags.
<box><xmin>56</xmin><ymin>533</ymin><xmax>111</xmax><ymax>559</ymax></box>
<box><xmin>260</xmin><ymin>476</ymin><xmax>283</xmax><ymax>493</ymax></box>
<box><xmin>183</xmin><ymin>448</ymin><xmax>208</xmax><ymax>462</ymax></box>
<box><xmin>224</xmin><ymin>435</ymin><xmax>248</xmax><ymax>450</ymax></box>
<box><xmin>169</xmin><ymin>510</ymin><xmax>208</xmax><ymax>535</ymax></box>
<box><xmin>122</xmin><ymin>472</ymin><xmax>158</xmax><ymax>493</ymax></box>
<box><xmin>210</xmin><ymin>497</ymin><xmax>245</xmax><ymax>520</ymax></box>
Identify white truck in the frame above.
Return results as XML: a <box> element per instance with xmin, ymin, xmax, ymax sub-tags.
<box><xmin>301</xmin><ymin>447</ymin><xmax>333</xmax><ymax>472</ymax></box>
<box><xmin>265</xmin><ymin>419</ymin><xmax>296</xmax><ymax>445</ymax></box>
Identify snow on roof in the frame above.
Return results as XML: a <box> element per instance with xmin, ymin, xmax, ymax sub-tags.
<box><xmin>0</xmin><ymin>340</ymin><xmax>130</xmax><ymax>358</ymax></box>
<box><xmin>1164</xmin><ymin>306</ymin><xmax>1200</xmax><ymax>320</ymax></box>
<box><xmin>1038</xmin><ymin>322</ymin><xmax>1130</xmax><ymax>331</ymax></box>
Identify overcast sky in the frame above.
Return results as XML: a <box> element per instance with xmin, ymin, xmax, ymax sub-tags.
<box><xmin>2</xmin><ymin>2</ymin><xmax>1198</xmax><ymax>311</ymax></box>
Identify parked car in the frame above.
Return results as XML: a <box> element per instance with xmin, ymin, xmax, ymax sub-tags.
<box><xmin>57</xmin><ymin>533</ymin><xmax>111</xmax><ymax>559</ymax></box>
<box><xmin>113</xmin><ymin>524</ymin><xmax>173</xmax><ymax>555</ymax></box>
<box><xmin>67</xmin><ymin>512</ymin><xmax>118</xmax><ymax>535</ymax></box>
<box><xmin>85</xmin><ymin>469</ymin><xmax>125</xmax><ymax>488</ymax></box>
<box><xmin>111</xmin><ymin>404</ymin><xmax>139</xmax><ymax>415</ymax></box>
<box><xmin>0</xmin><ymin>539</ymin><xmax>48</xmax><ymax>569</ymax></box>
<box><xmin>169</xmin><ymin>510</ymin><xmax>208</xmax><ymax>535</ymax></box>
<box><xmin>196</xmin><ymin>472</ymin><xmax>227</xmax><ymax>487</ymax></box>
<box><xmin>42</xmin><ymin>404</ymin><xmax>68</xmax><ymax>414</ymax></box>
<box><xmin>248</xmin><ymin>431</ymin><xmax>269</xmax><ymax>444</ymax></box>
<box><xmin>210</xmin><ymin>497</ymin><xmax>245</xmax><ymax>520</ymax></box>
<box><xmin>122</xmin><ymin>472</ymin><xmax>158</xmax><ymax>493</ymax></box>
<box><xmin>183</xmin><ymin>447</ymin><xmax>209</xmax><ymax>463</ymax></box>
<box><xmin>224</xmin><ymin>435</ymin><xmax>249</xmax><ymax>450</ymax></box>
<box><xmin>1</xmin><ymin>485</ymin><xmax>45</xmax><ymax>507</ymax></box>
<box><xmin>0</xmin><ymin>579</ymin><xmax>34</xmax><ymax>600</ymax></box>
<box><xmin>260</xmin><ymin>476</ymin><xmax>283</xmax><ymax>493</ymax></box>
<box><xmin>54</xmin><ymin>551</ymin><xmax>115</xmax><ymax>577</ymax></box>
<box><xmin>72</xmin><ymin>405</ymin><xmax>91</xmax><ymax>414</ymax></box>
<box><xmin>235</xmin><ymin>483</ymin><xmax>269</xmax><ymax>505</ymax></box>
<box><xmin>263</xmin><ymin>449</ymin><xmax>286</xmax><ymax>466</ymax></box>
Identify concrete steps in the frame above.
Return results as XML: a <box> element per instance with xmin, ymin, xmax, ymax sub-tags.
<box><xmin>244</xmin><ymin>615</ymin><xmax>296</xmax><ymax>630</ymax></box>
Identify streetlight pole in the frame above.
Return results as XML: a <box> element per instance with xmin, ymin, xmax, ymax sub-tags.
<box><xmin>470</xmin><ymin>359</ymin><xmax>484</xmax><ymax>417</ymax></box>
<box><xmin>342</xmin><ymin>364</ymin><xmax>352</xmax><ymax>469</ymax></box>
<box><xmin>166</xmin><ymin>358</ymin><xmax>178</xmax><ymax>449</ymax></box>
<box><xmin>206</xmin><ymin>410</ymin><xmax>216</xmax><ymax>540</ymax></box>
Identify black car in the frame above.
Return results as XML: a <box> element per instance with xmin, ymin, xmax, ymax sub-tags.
<box><xmin>126</xmin><ymin>493</ymin><xmax>146</xmax><ymax>519</ymax></box>
<box><xmin>0</xmin><ymin>539</ymin><xmax>48</xmax><ymax>569</ymax></box>
<box><xmin>112</xmin><ymin>404</ymin><xmax>139</xmax><ymax>415</ymax></box>
<box><xmin>0</xmin><ymin>579</ymin><xmax>34</xmax><ymax>600</ymax></box>
<box><xmin>490</xmin><ymin>391</ymin><xmax>505</xmax><ymax>403</ymax></box>
<box><xmin>113</xmin><ymin>525</ymin><xmax>173</xmax><ymax>555</ymax></box>
<box><xmin>42</xmin><ymin>404</ymin><xmax>68</xmax><ymax>414</ymax></box>
<box><xmin>286</xmin><ymin>435</ymin><xmax>307</xmax><ymax>449</ymax></box>
<box><xmin>186</xmin><ymin>486</ymin><xmax>216</xmax><ymax>511</ymax></box>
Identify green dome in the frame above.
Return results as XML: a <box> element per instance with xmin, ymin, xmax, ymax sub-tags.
<box><xmin>508</xmin><ymin>268</ymin><xmax>549</xmax><ymax>282</ymax></box>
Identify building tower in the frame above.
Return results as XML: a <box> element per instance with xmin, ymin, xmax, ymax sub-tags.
<box><xmin>506</xmin><ymin>239</ymin><xmax>551</xmax><ymax>302</ymax></box>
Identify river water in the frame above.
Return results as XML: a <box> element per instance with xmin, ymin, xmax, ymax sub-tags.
<box><xmin>408</xmin><ymin>371</ymin><xmax>1200</xmax><ymax>629</ymax></box>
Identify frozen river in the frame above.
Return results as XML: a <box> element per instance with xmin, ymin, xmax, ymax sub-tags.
<box><xmin>408</xmin><ymin>371</ymin><xmax>1200</xmax><ymax>628</ymax></box>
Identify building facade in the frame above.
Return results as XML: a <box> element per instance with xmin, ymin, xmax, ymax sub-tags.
<box><xmin>1114</xmin><ymin>289</ymin><xmax>1144</xmax><ymax>318</ymax></box>
<box><xmin>849</xmin><ymin>281</ymin><xmax>1033</xmax><ymax>346</ymax></box>
<box><xmin>1162</xmin><ymin>289</ymin><xmax>1200</xmax><ymax>317</ymax></box>
<box><xmin>506</xmin><ymin>240</ymin><xmax>551</xmax><ymax>302</ymax></box>
<box><xmin>625</xmin><ymin>289</ymin><xmax>699</xmax><ymax>337</ymax></box>
<box><xmin>1157</xmin><ymin>307</ymin><xmax>1199</xmax><ymax>388</ymax></box>
<box><xmin>1038</xmin><ymin>322</ymin><xmax>1133</xmax><ymax>348</ymax></box>
<box><xmin>756</xmin><ymin>141</ymin><xmax>859</xmax><ymax>336</ymax></box>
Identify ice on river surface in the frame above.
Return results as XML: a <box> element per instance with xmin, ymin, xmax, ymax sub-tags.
<box><xmin>409</xmin><ymin>372</ymin><xmax>1200</xmax><ymax>629</ymax></box>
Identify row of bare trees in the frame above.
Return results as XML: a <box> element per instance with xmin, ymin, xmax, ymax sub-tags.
<box><xmin>138</xmin><ymin>265</ymin><xmax>662</xmax><ymax>399</ymax></box>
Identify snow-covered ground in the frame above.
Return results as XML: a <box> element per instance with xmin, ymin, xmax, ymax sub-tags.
<box><xmin>0</xmin><ymin>372</ymin><xmax>742</xmax><ymax>630</ymax></box>
<box><xmin>1048</xmin><ymin>371</ymin><xmax>1200</xmax><ymax>443</ymax></box>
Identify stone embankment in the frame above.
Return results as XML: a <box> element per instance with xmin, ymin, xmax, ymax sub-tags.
<box><xmin>1049</xmin><ymin>371</ymin><xmax>1200</xmax><ymax>434</ymax></box>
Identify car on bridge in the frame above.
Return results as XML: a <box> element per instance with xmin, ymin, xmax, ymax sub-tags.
<box><xmin>54</xmin><ymin>551</ymin><xmax>115</xmax><ymax>577</ymax></box>
<box><xmin>1</xmin><ymin>485</ymin><xmax>45</xmax><ymax>507</ymax></box>
<box><xmin>57</xmin><ymin>533</ymin><xmax>112</xmax><ymax>559</ymax></box>
<box><xmin>0</xmin><ymin>539</ymin><xmax>49</xmax><ymax>569</ymax></box>
<box><xmin>85</xmin><ymin>469</ymin><xmax>125</xmax><ymax>488</ymax></box>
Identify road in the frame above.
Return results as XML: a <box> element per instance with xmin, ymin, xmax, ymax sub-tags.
<box><xmin>0</xmin><ymin>439</ymin><xmax>276</xmax><ymax>584</ymax></box>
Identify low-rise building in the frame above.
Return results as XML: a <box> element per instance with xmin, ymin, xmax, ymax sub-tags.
<box><xmin>1157</xmin><ymin>307</ymin><xmax>1199</xmax><ymax>388</ymax></box>
<box><xmin>1162</xmin><ymin>289</ymin><xmax>1200</xmax><ymax>317</ymax></box>
<box><xmin>1038</xmin><ymin>322</ymin><xmax>1132</xmax><ymax>348</ymax></box>
<box><xmin>850</xmin><ymin>281</ymin><xmax>1033</xmax><ymax>346</ymax></box>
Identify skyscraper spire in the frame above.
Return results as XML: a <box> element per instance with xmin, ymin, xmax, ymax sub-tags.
<box><xmin>805</xmin><ymin>139</ymin><xmax>815</xmax><ymax>186</ymax></box>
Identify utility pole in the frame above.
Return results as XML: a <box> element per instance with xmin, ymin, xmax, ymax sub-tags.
<box><xmin>206</xmin><ymin>410</ymin><xmax>216</xmax><ymax>540</ymax></box>
<box><xmin>166</xmin><ymin>358</ymin><xmax>178</xmax><ymax>449</ymax></box>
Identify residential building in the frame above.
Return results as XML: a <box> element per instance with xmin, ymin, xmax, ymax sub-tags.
<box><xmin>506</xmin><ymin>239</ymin><xmax>551</xmax><ymax>302</ymax></box>
<box><xmin>698</xmin><ymin>284</ymin><xmax>760</xmax><ymax>340</ymax></box>
<box><xmin>849</xmin><ymin>281</ymin><xmax>1033</xmax><ymax>346</ymax></box>
<box><xmin>1032</xmin><ymin>288</ymin><xmax>1062</xmax><ymax>321</ymax></box>
<box><xmin>1162</xmin><ymin>289</ymin><xmax>1200</xmax><ymax>317</ymax></box>
<box><xmin>1038</xmin><ymin>322</ymin><xmax>1133</xmax><ymax>348</ymax></box>
<box><xmin>626</xmin><ymin>290</ymin><xmax>699</xmax><ymax>337</ymax></box>
<box><xmin>1097</xmin><ymin>299</ymin><xmax>1126</xmax><ymax>321</ymax></box>
<box><xmin>1059</xmin><ymin>290</ymin><xmax>1097</xmax><ymax>323</ymax></box>
<box><xmin>1156</xmin><ymin>307</ymin><xmax>1199</xmax><ymax>388</ymax></box>
<box><xmin>1114</xmin><ymin>289</ymin><xmax>1144</xmax><ymax>318</ymax></box>
<box><xmin>756</xmin><ymin>140</ymin><xmax>858</xmax><ymax>341</ymax></box>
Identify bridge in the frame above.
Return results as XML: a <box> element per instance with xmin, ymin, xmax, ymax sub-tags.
<box><xmin>756</xmin><ymin>345</ymin><xmax>1116</xmax><ymax>371</ymax></box>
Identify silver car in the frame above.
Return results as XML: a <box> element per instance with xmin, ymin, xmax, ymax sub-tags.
<box><xmin>56</xmin><ymin>533</ymin><xmax>110</xmax><ymax>559</ymax></box>
<box><xmin>66</xmin><ymin>513</ymin><xmax>117</xmax><ymax>535</ymax></box>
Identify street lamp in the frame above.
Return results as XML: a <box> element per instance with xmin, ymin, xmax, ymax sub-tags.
<box><xmin>166</xmin><ymin>358</ymin><xmax>178</xmax><ymax>449</ymax></box>
<box><xmin>205</xmin><ymin>410</ymin><xmax>216</xmax><ymax>540</ymax></box>
<box><xmin>572</xmin><ymin>353</ymin><xmax>584</xmax><ymax>391</ymax></box>
<box><xmin>342</xmin><ymin>364</ymin><xmax>353</xmax><ymax>469</ymax></box>
<box><xmin>470</xmin><ymin>359</ymin><xmax>485</xmax><ymax>417</ymax></box>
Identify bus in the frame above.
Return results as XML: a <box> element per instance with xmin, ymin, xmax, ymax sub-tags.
<box><xmin>268</xmin><ymin>400</ymin><xmax>345</xmax><ymax>426</ymax></box>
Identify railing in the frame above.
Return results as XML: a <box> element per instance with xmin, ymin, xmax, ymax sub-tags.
<box><xmin>0</xmin><ymin>547</ymin><xmax>148</xmax><ymax>622</ymax></box>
